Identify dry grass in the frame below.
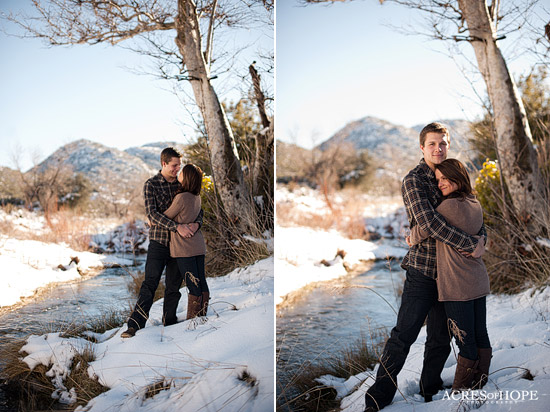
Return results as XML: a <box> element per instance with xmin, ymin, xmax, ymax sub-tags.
<box><xmin>0</xmin><ymin>207</ymin><xmax>94</xmax><ymax>251</ymax></box>
<box><xmin>277</xmin><ymin>331</ymin><xmax>387</xmax><ymax>412</ymax></box>
<box><xmin>202</xmin><ymin>190</ymin><xmax>271</xmax><ymax>277</ymax></box>
<box><xmin>276</xmin><ymin>186</ymin><xmax>402</xmax><ymax>241</ymax></box>
<box><xmin>0</xmin><ymin>308</ymin><xmax>131</xmax><ymax>411</ymax></box>
<box><xmin>125</xmin><ymin>269</ymin><xmax>166</xmax><ymax>303</ymax></box>
<box><xmin>144</xmin><ymin>379</ymin><xmax>173</xmax><ymax>399</ymax></box>
<box><xmin>480</xmin><ymin>189</ymin><xmax>550</xmax><ymax>294</ymax></box>
<box><xmin>1</xmin><ymin>339</ymin><xmax>107</xmax><ymax>411</ymax></box>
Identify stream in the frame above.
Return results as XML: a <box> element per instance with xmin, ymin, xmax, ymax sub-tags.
<box><xmin>276</xmin><ymin>260</ymin><xmax>406</xmax><ymax>409</ymax></box>
<box><xmin>0</xmin><ymin>256</ymin><xmax>145</xmax><ymax>412</ymax></box>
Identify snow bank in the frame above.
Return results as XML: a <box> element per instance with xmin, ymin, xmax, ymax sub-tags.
<box><xmin>19</xmin><ymin>257</ymin><xmax>274</xmax><ymax>412</ymax></box>
<box><xmin>320</xmin><ymin>286</ymin><xmax>550</xmax><ymax>412</ymax></box>
<box><xmin>0</xmin><ymin>236</ymin><xmax>133</xmax><ymax>307</ymax></box>
<box><xmin>275</xmin><ymin>226</ymin><xmax>407</xmax><ymax>305</ymax></box>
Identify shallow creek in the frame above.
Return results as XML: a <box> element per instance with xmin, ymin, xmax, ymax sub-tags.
<box><xmin>276</xmin><ymin>260</ymin><xmax>405</xmax><ymax>408</ymax></box>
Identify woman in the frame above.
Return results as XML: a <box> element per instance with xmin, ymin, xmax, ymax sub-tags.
<box><xmin>407</xmin><ymin>158</ymin><xmax>491</xmax><ymax>393</ymax></box>
<box><xmin>163</xmin><ymin>164</ymin><xmax>209</xmax><ymax>325</ymax></box>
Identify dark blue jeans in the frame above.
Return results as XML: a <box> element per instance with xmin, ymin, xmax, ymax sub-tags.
<box><xmin>365</xmin><ymin>267</ymin><xmax>451</xmax><ymax>411</ymax></box>
<box><xmin>175</xmin><ymin>255</ymin><xmax>208</xmax><ymax>297</ymax></box>
<box><xmin>444</xmin><ymin>297</ymin><xmax>490</xmax><ymax>361</ymax></box>
<box><xmin>127</xmin><ymin>240</ymin><xmax>181</xmax><ymax>329</ymax></box>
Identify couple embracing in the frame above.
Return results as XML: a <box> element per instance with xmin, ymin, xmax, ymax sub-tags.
<box><xmin>364</xmin><ymin>123</ymin><xmax>492</xmax><ymax>411</ymax></box>
<box><xmin>122</xmin><ymin>147</ymin><xmax>209</xmax><ymax>339</ymax></box>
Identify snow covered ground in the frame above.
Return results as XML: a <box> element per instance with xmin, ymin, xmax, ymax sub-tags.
<box><xmin>20</xmin><ymin>257</ymin><xmax>274</xmax><ymax>412</ymax></box>
<box><xmin>0</xmin><ymin>235</ymin><xmax>133</xmax><ymax>307</ymax></box>
<box><xmin>275</xmin><ymin>186</ymin><xmax>408</xmax><ymax>305</ymax></box>
<box><xmin>319</xmin><ymin>286</ymin><xmax>550</xmax><ymax>412</ymax></box>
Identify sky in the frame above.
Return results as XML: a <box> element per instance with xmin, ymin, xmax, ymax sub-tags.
<box><xmin>276</xmin><ymin>0</ymin><xmax>549</xmax><ymax>149</ymax></box>
<box><xmin>0</xmin><ymin>0</ymin><xmax>272</xmax><ymax>171</ymax></box>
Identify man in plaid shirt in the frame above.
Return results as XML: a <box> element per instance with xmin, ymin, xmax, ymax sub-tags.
<box><xmin>364</xmin><ymin>123</ymin><xmax>486</xmax><ymax>411</ymax></box>
<box><xmin>122</xmin><ymin>147</ymin><xmax>203</xmax><ymax>338</ymax></box>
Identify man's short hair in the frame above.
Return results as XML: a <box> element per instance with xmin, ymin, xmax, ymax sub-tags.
<box><xmin>160</xmin><ymin>147</ymin><xmax>182</xmax><ymax>166</ymax></box>
<box><xmin>419</xmin><ymin>122</ymin><xmax>450</xmax><ymax>146</ymax></box>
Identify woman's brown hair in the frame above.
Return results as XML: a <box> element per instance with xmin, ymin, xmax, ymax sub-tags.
<box><xmin>434</xmin><ymin>159</ymin><xmax>474</xmax><ymax>200</ymax></box>
<box><xmin>178</xmin><ymin>164</ymin><xmax>203</xmax><ymax>195</ymax></box>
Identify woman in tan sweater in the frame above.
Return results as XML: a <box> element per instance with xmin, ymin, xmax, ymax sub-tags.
<box><xmin>407</xmin><ymin>159</ymin><xmax>491</xmax><ymax>393</ymax></box>
<box><xmin>163</xmin><ymin>164</ymin><xmax>208</xmax><ymax>322</ymax></box>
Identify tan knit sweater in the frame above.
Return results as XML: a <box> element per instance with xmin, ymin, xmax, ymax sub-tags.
<box><xmin>409</xmin><ymin>195</ymin><xmax>490</xmax><ymax>301</ymax></box>
<box><xmin>163</xmin><ymin>192</ymin><xmax>206</xmax><ymax>258</ymax></box>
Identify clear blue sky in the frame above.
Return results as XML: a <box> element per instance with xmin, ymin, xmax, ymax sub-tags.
<box><xmin>276</xmin><ymin>0</ymin><xmax>547</xmax><ymax>149</ymax></box>
<box><xmin>0</xmin><ymin>0</ymin><xmax>272</xmax><ymax>171</ymax></box>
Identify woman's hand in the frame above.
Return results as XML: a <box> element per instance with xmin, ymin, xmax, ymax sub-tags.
<box><xmin>177</xmin><ymin>224</ymin><xmax>194</xmax><ymax>238</ymax></box>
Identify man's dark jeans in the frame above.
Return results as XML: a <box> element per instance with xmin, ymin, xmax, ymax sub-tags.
<box><xmin>127</xmin><ymin>240</ymin><xmax>181</xmax><ymax>329</ymax></box>
<box><xmin>364</xmin><ymin>267</ymin><xmax>451</xmax><ymax>411</ymax></box>
<box><xmin>444</xmin><ymin>297</ymin><xmax>490</xmax><ymax>361</ymax></box>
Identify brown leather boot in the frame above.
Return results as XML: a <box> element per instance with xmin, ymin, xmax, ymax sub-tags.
<box><xmin>472</xmin><ymin>348</ymin><xmax>492</xmax><ymax>389</ymax></box>
<box><xmin>186</xmin><ymin>294</ymin><xmax>202</xmax><ymax>320</ymax></box>
<box><xmin>198</xmin><ymin>291</ymin><xmax>209</xmax><ymax>317</ymax></box>
<box><xmin>452</xmin><ymin>355</ymin><xmax>479</xmax><ymax>393</ymax></box>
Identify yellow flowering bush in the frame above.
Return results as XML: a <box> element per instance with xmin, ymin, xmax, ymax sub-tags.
<box><xmin>201</xmin><ymin>174</ymin><xmax>214</xmax><ymax>193</ymax></box>
<box><xmin>474</xmin><ymin>159</ymin><xmax>502</xmax><ymax>220</ymax></box>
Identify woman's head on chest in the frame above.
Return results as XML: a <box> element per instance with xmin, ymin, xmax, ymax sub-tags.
<box><xmin>177</xmin><ymin>164</ymin><xmax>203</xmax><ymax>195</ymax></box>
<box><xmin>434</xmin><ymin>159</ymin><xmax>474</xmax><ymax>200</ymax></box>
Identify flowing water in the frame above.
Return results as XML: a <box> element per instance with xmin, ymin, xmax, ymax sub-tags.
<box><xmin>0</xmin><ymin>256</ymin><xmax>145</xmax><ymax>411</ymax></box>
<box><xmin>276</xmin><ymin>260</ymin><xmax>406</xmax><ymax>408</ymax></box>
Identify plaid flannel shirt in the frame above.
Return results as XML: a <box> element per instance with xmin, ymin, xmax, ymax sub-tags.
<box><xmin>401</xmin><ymin>159</ymin><xmax>486</xmax><ymax>279</ymax></box>
<box><xmin>144</xmin><ymin>172</ymin><xmax>203</xmax><ymax>247</ymax></box>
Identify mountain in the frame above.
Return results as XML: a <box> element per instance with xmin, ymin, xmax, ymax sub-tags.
<box><xmin>35</xmin><ymin>139</ymin><xmax>157</xmax><ymax>188</ymax></box>
<box><xmin>33</xmin><ymin>139</ymin><xmax>194</xmax><ymax>199</ymax></box>
<box><xmin>318</xmin><ymin>116</ymin><xmax>475</xmax><ymax>175</ymax></box>
<box><xmin>124</xmin><ymin>141</ymin><xmax>188</xmax><ymax>171</ymax></box>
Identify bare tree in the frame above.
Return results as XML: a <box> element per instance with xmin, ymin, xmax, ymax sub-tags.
<box><xmin>12</xmin><ymin>154</ymin><xmax>73</xmax><ymax>223</ymax></box>
<box><xmin>5</xmin><ymin>0</ymin><xmax>272</xmax><ymax>231</ymax></box>
<box><xmin>304</xmin><ymin>0</ymin><xmax>548</xmax><ymax>229</ymax></box>
<box><xmin>249</xmin><ymin>62</ymin><xmax>274</xmax><ymax>214</ymax></box>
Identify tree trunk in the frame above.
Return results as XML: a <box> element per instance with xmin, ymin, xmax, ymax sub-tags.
<box><xmin>175</xmin><ymin>0</ymin><xmax>250</xmax><ymax>230</ymax></box>
<box><xmin>249</xmin><ymin>63</ymin><xmax>274</xmax><ymax>218</ymax></box>
<box><xmin>458</xmin><ymin>0</ymin><xmax>547</xmax><ymax>224</ymax></box>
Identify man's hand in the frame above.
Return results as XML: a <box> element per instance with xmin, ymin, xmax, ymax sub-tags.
<box><xmin>177</xmin><ymin>224</ymin><xmax>194</xmax><ymax>238</ymax></box>
<box><xmin>459</xmin><ymin>236</ymin><xmax>485</xmax><ymax>258</ymax></box>
<box><xmin>406</xmin><ymin>235</ymin><xmax>412</xmax><ymax>247</ymax></box>
<box><xmin>471</xmin><ymin>235</ymin><xmax>486</xmax><ymax>258</ymax></box>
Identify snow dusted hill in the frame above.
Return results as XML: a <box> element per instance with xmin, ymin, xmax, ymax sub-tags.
<box><xmin>33</xmin><ymin>139</ymin><xmax>190</xmax><ymax>191</ymax></box>
<box><xmin>124</xmin><ymin>141</ymin><xmax>188</xmax><ymax>171</ymax></box>
<box><xmin>35</xmin><ymin>139</ymin><xmax>154</xmax><ymax>186</ymax></box>
<box><xmin>319</xmin><ymin>116</ymin><xmax>475</xmax><ymax>174</ymax></box>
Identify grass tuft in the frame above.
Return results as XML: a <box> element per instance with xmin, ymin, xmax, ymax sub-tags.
<box><xmin>237</xmin><ymin>369</ymin><xmax>257</xmax><ymax>387</ymax></box>
<box><xmin>278</xmin><ymin>332</ymin><xmax>386</xmax><ymax>412</ymax></box>
<box><xmin>144</xmin><ymin>379</ymin><xmax>172</xmax><ymax>399</ymax></box>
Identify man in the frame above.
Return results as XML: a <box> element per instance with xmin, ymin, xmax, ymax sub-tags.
<box><xmin>122</xmin><ymin>147</ymin><xmax>202</xmax><ymax>338</ymax></box>
<box><xmin>364</xmin><ymin>122</ymin><xmax>486</xmax><ymax>411</ymax></box>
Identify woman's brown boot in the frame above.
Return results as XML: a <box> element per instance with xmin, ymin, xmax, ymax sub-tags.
<box><xmin>186</xmin><ymin>294</ymin><xmax>202</xmax><ymax>320</ymax></box>
<box><xmin>199</xmin><ymin>292</ymin><xmax>209</xmax><ymax>316</ymax></box>
<box><xmin>452</xmin><ymin>355</ymin><xmax>479</xmax><ymax>393</ymax></box>
<box><xmin>472</xmin><ymin>348</ymin><xmax>492</xmax><ymax>389</ymax></box>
